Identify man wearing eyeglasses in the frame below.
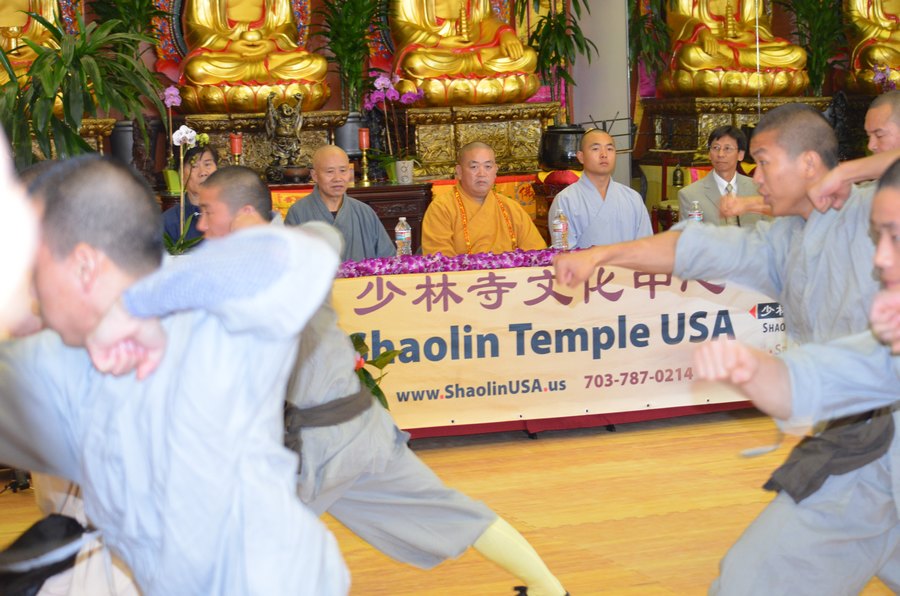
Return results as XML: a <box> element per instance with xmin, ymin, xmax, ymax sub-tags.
<box><xmin>678</xmin><ymin>125</ymin><xmax>768</xmax><ymax>226</ymax></box>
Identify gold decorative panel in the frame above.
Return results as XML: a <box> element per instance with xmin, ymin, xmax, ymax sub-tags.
<box><xmin>408</xmin><ymin>102</ymin><xmax>559</xmax><ymax>177</ymax></box>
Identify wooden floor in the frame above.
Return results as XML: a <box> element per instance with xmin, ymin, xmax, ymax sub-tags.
<box><xmin>0</xmin><ymin>410</ymin><xmax>892</xmax><ymax>595</ymax></box>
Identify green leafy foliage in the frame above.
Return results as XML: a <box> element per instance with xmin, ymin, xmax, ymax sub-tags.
<box><xmin>88</xmin><ymin>0</ymin><xmax>167</xmax><ymax>44</ymax></box>
<box><xmin>351</xmin><ymin>332</ymin><xmax>401</xmax><ymax>410</ymax></box>
<box><xmin>513</xmin><ymin>0</ymin><xmax>597</xmax><ymax>124</ymax></box>
<box><xmin>773</xmin><ymin>0</ymin><xmax>848</xmax><ymax>96</ymax></box>
<box><xmin>313</xmin><ymin>0</ymin><xmax>388</xmax><ymax>113</ymax></box>
<box><xmin>0</xmin><ymin>12</ymin><xmax>164</xmax><ymax>168</ymax></box>
<box><xmin>627</xmin><ymin>0</ymin><xmax>670</xmax><ymax>80</ymax></box>
<box><xmin>162</xmin><ymin>213</ymin><xmax>203</xmax><ymax>256</ymax></box>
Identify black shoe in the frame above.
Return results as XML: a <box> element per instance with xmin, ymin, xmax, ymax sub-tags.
<box><xmin>512</xmin><ymin>588</ymin><xmax>571</xmax><ymax>596</ymax></box>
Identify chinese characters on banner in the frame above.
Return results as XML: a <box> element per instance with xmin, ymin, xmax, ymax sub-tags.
<box><xmin>332</xmin><ymin>266</ymin><xmax>786</xmax><ymax>431</ymax></box>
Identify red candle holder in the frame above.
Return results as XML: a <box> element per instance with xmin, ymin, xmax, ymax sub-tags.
<box><xmin>229</xmin><ymin>132</ymin><xmax>243</xmax><ymax>164</ymax></box>
<box><xmin>358</xmin><ymin>128</ymin><xmax>370</xmax><ymax>151</ymax></box>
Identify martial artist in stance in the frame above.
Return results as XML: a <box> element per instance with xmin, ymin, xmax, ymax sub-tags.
<box><xmin>554</xmin><ymin>103</ymin><xmax>889</xmax><ymax>594</ymax></box>
<box><xmin>0</xmin><ymin>155</ymin><xmax>349</xmax><ymax>594</ymax></box>
<box><xmin>198</xmin><ymin>165</ymin><xmax>568</xmax><ymax>596</ymax></box>
<box><xmin>694</xmin><ymin>157</ymin><xmax>900</xmax><ymax>592</ymax></box>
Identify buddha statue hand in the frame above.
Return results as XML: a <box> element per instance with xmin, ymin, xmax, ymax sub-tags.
<box><xmin>229</xmin><ymin>38</ymin><xmax>277</xmax><ymax>60</ymax></box>
<box><xmin>499</xmin><ymin>30</ymin><xmax>524</xmax><ymax>61</ymax></box>
<box><xmin>698</xmin><ymin>29</ymin><xmax>719</xmax><ymax>57</ymax></box>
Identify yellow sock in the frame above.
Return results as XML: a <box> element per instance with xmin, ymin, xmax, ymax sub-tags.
<box><xmin>472</xmin><ymin>517</ymin><xmax>566</xmax><ymax>596</ymax></box>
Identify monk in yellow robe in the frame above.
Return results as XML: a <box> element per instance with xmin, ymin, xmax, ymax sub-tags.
<box><xmin>422</xmin><ymin>142</ymin><xmax>546</xmax><ymax>256</ymax></box>
<box><xmin>0</xmin><ymin>0</ymin><xmax>58</xmax><ymax>83</ymax></box>
<box><xmin>181</xmin><ymin>0</ymin><xmax>327</xmax><ymax>86</ymax></box>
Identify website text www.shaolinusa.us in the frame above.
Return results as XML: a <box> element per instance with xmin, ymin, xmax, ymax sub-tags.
<box><xmin>395</xmin><ymin>378</ymin><xmax>567</xmax><ymax>402</ymax></box>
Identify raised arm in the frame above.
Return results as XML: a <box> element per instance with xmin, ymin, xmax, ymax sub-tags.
<box><xmin>808</xmin><ymin>149</ymin><xmax>900</xmax><ymax>212</ymax></box>
<box><xmin>779</xmin><ymin>331</ymin><xmax>900</xmax><ymax>425</ymax></box>
<box><xmin>719</xmin><ymin>194</ymin><xmax>773</xmax><ymax>218</ymax></box>
<box><xmin>553</xmin><ymin>230</ymin><xmax>681</xmax><ymax>287</ymax></box>
<box><xmin>693</xmin><ymin>339</ymin><xmax>793</xmax><ymax>419</ymax></box>
<box><xmin>124</xmin><ymin>225</ymin><xmax>338</xmax><ymax>338</ymax></box>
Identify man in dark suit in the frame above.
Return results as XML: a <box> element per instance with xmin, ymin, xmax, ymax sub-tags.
<box><xmin>678</xmin><ymin>125</ymin><xmax>768</xmax><ymax>226</ymax></box>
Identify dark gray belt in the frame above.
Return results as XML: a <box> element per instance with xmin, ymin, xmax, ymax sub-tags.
<box><xmin>283</xmin><ymin>387</ymin><xmax>374</xmax><ymax>472</ymax></box>
<box><xmin>765</xmin><ymin>407</ymin><xmax>895</xmax><ymax>503</ymax></box>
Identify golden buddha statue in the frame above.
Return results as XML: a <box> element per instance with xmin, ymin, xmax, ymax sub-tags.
<box><xmin>391</xmin><ymin>0</ymin><xmax>540</xmax><ymax>106</ymax></box>
<box><xmin>846</xmin><ymin>0</ymin><xmax>900</xmax><ymax>93</ymax></box>
<box><xmin>179</xmin><ymin>0</ymin><xmax>329</xmax><ymax>114</ymax></box>
<box><xmin>660</xmin><ymin>0</ymin><xmax>808</xmax><ymax>97</ymax></box>
<box><xmin>0</xmin><ymin>0</ymin><xmax>58</xmax><ymax>85</ymax></box>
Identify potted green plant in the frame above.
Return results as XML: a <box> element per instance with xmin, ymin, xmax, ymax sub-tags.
<box><xmin>314</xmin><ymin>0</ymin><xmax>387</xmax><ymax>157</ymax></box>
<box><xmin>88</xmin><ymin>0</ymin><xmax>167</xmax><ymax>42</ymax></box>
<box><xmin>515</xmin><ymin>0</ymin><xmax>598</xmax><ymax>169</ymax></box>
<box><xmin>88</xmin><ymin>0</ymin><xmax>169</xmax><ymax>164</ymax></box>
<box><xmin>0</xmin><ymin>11</ymin><xmax>164</xmax><ymax>169</ymax></box>
<box><xmin>773</xmin><ymin>0</ymin><xmax>847</xmax><ymax>96</ymax></box>
<box><xmin>627</xmin><ymin>0</ymin><xmax>670</xmax><ymax>95</ymax></box>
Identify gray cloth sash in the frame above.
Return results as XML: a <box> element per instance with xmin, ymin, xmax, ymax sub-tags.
<box><xmin>764</xmin><ymin>407</ymin><xmax>894</xmax><ymax>503</ymax></box>
<box><xmin>283</xmin><ymin>387</ymin><xmax>374</xmax><ymax>473</ymax></box>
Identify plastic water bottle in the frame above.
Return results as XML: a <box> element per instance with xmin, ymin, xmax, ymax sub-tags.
<box><xmin>395</xmin><ymin>217</ymin><xmax>412</xmax><ymax>256</ymax></box>
<box><xmin>687</xmin><ymin>200</ymin><xmax>703</xmax><ymax>223</ymax></box>
<box><xmin>550</xmin><ymin>210</ymin><xmax>569</xmax><ymax>250</ymax></box>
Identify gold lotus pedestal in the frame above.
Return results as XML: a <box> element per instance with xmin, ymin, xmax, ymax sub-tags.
<box><xmin>410</xmin><ymin>102</ymin><xmax>559</xmax><ymax>177</ymax></box>
<box><xmin>184</xmin><ymin>111</ymin><xmax>349</xmax><ymax>176</ymax></box>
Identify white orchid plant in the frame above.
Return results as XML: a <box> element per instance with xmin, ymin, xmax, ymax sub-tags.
<box><xmin>163</xmin><ymin>125</ymin><xmax>208</xmax><ymax>255</ymax></box>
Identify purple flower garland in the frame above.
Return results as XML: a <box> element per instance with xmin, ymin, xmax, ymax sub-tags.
<box><xmin>338</xmin><ymin>248</ymin><xmax>562</xmax><ymax>278</ymax></box>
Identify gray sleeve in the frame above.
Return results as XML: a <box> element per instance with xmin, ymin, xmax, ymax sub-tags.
<box><xmin>782</xmin><ymin>331</ymin><xmax>900</xmax><ymax>425</ymax></box>
<box><xmin>0</xmin><ymin>335</ymin><xmax>81</xmax><ymax>479</ymax></box>
<box><xmin>124</xmin><ymin>226</ymin><xmax>339</xmax><ymax>338</ymax></box>
<box><xmin>673</xmin><ymin>219</ymin><xmax>787</xmax><ymax>297</ymax></box>
<box><xmin>284</xmin><ymin>202</ymin><xmax>302</xmax><ymax>226</ymax></box>
<box><xmin>635</xmin><ymin>199</ymin><xmax>653</xmax><ymax>239</ymax></box>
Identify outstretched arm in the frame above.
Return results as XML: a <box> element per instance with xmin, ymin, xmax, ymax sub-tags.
<box><xmin>719</xmin><ymin>194</ymin><xmax>773</xmax><ymax>218</ymax></box>
<box><xmin>553</xmin><ymin>230</ymin><xmax>681</xmax><ymax>287</ymax></box>
<box><xmin>808</xmin><ymin>149</ymin><xmax>900</xmax><ymax>212</ymax></box>
<box><xmin>123</xmin><ymin>225</ymin><xmax>338</xmax><ymax>338</ymax></box>
<box><xmin>693</xmin><ymin>340</ymin><xmax>793</xmax><ymax>419</ymax></box>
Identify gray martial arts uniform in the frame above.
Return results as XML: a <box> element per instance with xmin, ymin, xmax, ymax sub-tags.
<box><xmin>0</xmin><ymin>227</ymin><xmax>349</xmax><ymax>595</ymax></box>
<box><xmin>284</xmin><ymin>188</ymin><xmax>395</xmax><ymax>261</ymax></box>
<box><xmin>673</xmin><ymin>185</ymin><xmax>894</xmax><ymax>595</ymax></box>
<box><xmin>777</xmin><ymin>333</ymin><xmax>900</xmax><ymax>593</ymax></box>
<box><xmin>288</xmin><ymin>300</ymin><xmax>497</xmax><ymax>568</ymax></box>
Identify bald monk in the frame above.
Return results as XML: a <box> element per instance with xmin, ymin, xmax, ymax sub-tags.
<box><xmin>284</xmin><ymin>146</ymin><xmax>395</xmax><ymax>261</ymax></box>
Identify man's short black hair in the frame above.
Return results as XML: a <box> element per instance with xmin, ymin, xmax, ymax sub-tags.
<box><xmin>33</xmin><ymin>155</ymin><xmax>162</xmax><ymax>275</ymax></box>
<box><xmin>202</xmin><ymin>166</ymin><xmax>273</xmax><ymax>221</ymax></box>
<box><xmin>707</xmin><ymin>125</ymin><xmax>747</xmax><ymax>153</ymax></box>
<box><xmin>754</xmin><ymin>103</ymin><xmax>838</xmax><ymax>169</ymax></box>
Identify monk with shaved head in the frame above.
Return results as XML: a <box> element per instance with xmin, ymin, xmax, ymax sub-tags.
<box><xmin>285</xmin><ymin>145</ymin><xmax>395</xmax><ymax>261</ymax></box>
